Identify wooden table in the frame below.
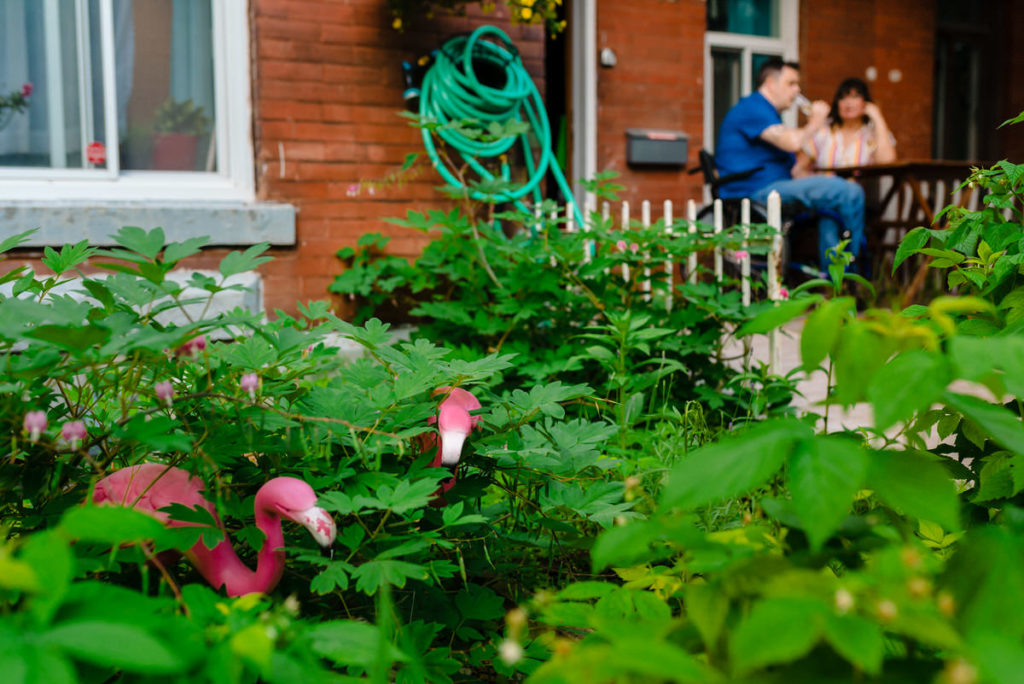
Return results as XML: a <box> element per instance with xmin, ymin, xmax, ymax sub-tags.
<box><xmin>823</xmin><ymin>159</ymin><xmax>984</xmax><ymax>303</ymax></box>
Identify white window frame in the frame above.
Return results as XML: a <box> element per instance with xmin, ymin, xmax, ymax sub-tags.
<box><xmin>0</xmin><ymin>0</ymin><xmax>254</xmax><ymax>203</ymax></box>
<box><xmin>703</xmin><ymin>0</ymin><xmax>800</xmax><ymax>152</ymax></box>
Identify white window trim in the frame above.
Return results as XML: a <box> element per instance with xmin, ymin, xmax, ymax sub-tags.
<box><xmin>0</xmin><ymin>0</ymin><xmax>255</xmax><ymax>203</ymax></box>
<box><xmin>703</xmin><ymin>0</ymin><xmax>800</xmax><ymax>153</ymax></box>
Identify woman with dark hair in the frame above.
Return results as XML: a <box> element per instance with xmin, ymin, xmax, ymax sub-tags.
<box><xmin>795</xmin><ymin>77</ymin><xmax>896</xmax><ymax>175</ymax></box>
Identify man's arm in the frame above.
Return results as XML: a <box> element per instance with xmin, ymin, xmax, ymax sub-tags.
<box><xmin>760</xmin><ymin>100</ymin><xmax>829</xmax><ymax>153</ymax></box>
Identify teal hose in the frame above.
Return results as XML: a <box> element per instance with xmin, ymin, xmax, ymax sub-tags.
<box><xmin>418</xmin><ymin>25</ymin><xmax>585</xmax><ymax>230</ymax></box>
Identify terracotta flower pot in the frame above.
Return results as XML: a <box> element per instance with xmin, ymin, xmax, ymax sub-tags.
<box><xmin>151</xmin><ymin>132</ymin><xmax>199</xmax><ymax>170</ymax></box>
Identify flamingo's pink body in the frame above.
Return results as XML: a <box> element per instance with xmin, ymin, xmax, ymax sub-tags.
<box><xmin>93</xmin><ymin>464</ymin><xmax>336</xmax><ymax>597</ymax></box>
<box><xmin>422</xmin><ymin>387</ymin><xmax>482</xmax><ymax>499</ymax></box>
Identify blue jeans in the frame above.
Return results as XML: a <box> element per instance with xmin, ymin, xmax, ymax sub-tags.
<box><xmin>751</xmin><ymin>176</ymin><xmax>865</xmax><ymax>271</ymax></box>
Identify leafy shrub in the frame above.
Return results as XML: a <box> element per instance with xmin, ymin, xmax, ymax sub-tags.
<box><xmin>0</xmin><ymin>227</ymin><xmax>637</xmax><ymax>682</ymax></box>
<box><xmin>509</xmin><ymin>153</ymin><xmax>1024</xmax><ymax>682</ymax></box>
<box><xmin>331</xmin><ymin>189</ymin><xmax>795</xmax><ymax>435</ymax></box>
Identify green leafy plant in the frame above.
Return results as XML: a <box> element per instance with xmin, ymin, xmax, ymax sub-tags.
<box><xmin>153</xmin><ymin>97</ymin><xmax>211</xmax><ymax>136</ymax></box>
<box><xmin>0</xmin><ymin>226</ymin><xmax>652</xmax><ymax>682</ymax></box>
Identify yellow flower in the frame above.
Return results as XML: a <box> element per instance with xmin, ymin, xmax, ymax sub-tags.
<box><xmin>522</xmin><ymin>0</ymin><xmax>536</xmax><ymax>6</ymax></box>
<box><xmin>392</xmin><ymin>16</ymin><xmax>402</xmax><ymax>30</ymax></box>
<box><xmin>520</xmin><ymin>7</ymin><xmax>533</xmax><ymax>20</ymax></box>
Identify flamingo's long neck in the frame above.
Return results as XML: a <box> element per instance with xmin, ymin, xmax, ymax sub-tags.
<box><xmin>188</xmin><ymin>506</ymin><xmax>285</xmax><ymax>597</ymax></box>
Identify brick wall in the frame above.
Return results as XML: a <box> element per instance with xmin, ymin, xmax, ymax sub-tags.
<box><xmin>800</xmin><ymin>0</ymin><xmax>935</xmax><ymax>160</ymax></box>
<box><xmin>595</xmin><ymin>0</ymin><xmax>706</xmax><ymax>208</ymax></box>
<box><xmin>251</xmin><ymin>0</ymin><xmax>546</xmax><ymax>316</ymax></box>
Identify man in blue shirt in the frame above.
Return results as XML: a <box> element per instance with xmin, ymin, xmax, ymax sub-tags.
<box><xmin>715</xmin><ymin>58</ymin><xmax>864</xmax><ymax>271</ymax></box>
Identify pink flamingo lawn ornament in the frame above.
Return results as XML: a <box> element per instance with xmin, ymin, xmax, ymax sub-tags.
<box><xmin>92</xmin><ymin>463</ymin><xmax>336</xmax><ymax>597</ymax></box>
<box><xmin>421</xmin><ymin>387</ymin><xmax>482</xmax><ymax>502</ymax></box>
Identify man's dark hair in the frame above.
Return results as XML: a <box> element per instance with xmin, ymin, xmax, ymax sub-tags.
<box><xmin>756</xmin><ymin>58</ymin><xmax>800</xmax><ymax>87</ymax></box>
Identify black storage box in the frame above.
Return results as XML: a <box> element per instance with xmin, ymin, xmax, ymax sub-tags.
<box><xmin>625</xmin><ymin>128</ymin><xmax>689</xmax><ymax>167</ymax></box>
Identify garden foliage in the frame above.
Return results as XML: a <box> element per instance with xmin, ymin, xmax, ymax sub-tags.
<box><xmin>4</xmin><ymin>131</ymin><xmax>1024</xmax><ymax>682</ymax></box>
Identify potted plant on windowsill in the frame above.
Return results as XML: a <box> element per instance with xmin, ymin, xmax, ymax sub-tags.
<box><xmin>0</xmin><ymin>82</ymin><xmax>33</xmax><ymax>131</ymax></box>
<box><xmin>151</xmin><ymin>97</ymin><xmax>211</xmax><ymax>171</ymax></box>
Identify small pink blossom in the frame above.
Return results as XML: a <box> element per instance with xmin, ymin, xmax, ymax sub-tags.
<box><xmin>240</xmin><ymin>373</ymin><xmax>259</xmax><ymax>400</ymax></box>
<box><xmin>629</xmin><ymin>242</ymin><xmax>639</xmax><ymax>253</ymax></box>
<box><xmin>155</xmin><ymin>380</ymin><xmax>175</xmax><ymax>407</ymax></box>
<box><xmin>303</xmin><ymin>344</ymin><xmax>315</xmax><ymax>358</ymax></box>
<box><xmin>346</xmin><ymin>184</ymin><xmax>360</xmax><ymax>197</ymax></box>
<box><xmin>60</xmin><ymin>420</ymin><xmax>87</xmax><ymax>447</ymax></box>
<box><xmin>21</xmin><ymin>82</ymin><xmax>33</xmax><ymax>98</ymax></box>
<box><xmin>23</xmin><ymin>411</ymin><xmax>47</xmax><ymax>443</ymax></box>
<box><xmin>616</xmin><ymin>240</ymin><xmax>627</xmax><ymax>252</ymax></box>
<box><xmin>734</xmin><ymin>250</ymin><xmax>749</xmax><ymax>260</ymax></box>
<box><xmin>177</xmin><ymin>335</ymin><xmax>207</xmax><ymax>357</ymax></box>
<box><xmin>779</xmin><ymin>287</ymin><xmax>790</xmax><ymax>300</ymax></box>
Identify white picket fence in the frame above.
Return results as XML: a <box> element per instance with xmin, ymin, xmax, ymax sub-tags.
<box><xmin>540</xmin><ymin>191</ymin><xmax>786</xmax><ymax>374</ymax></box>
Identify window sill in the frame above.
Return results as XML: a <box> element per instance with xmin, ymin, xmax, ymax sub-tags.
<box><xmin>2</xmin><ymin>200</ymin><xmax>296</xmax><ymax>247</ymax></box>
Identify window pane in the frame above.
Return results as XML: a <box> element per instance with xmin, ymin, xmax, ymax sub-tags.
<box><xmin>122</xmin><ymin>0</ymin><xmax>216</xmax><ymax>171</ymax></box>
<box><xmin>707</xmin><ymin>0</ymin><xmax>779</xmax><ymax>37</ymax></box>
<box><xmin>0</xmin><ymin>0</ymin><xmax>109</xmax><ymax>170</ymax></box>
<box><xmin>751</xmin><ymin>53</ymin><xmax>778</xmax><ymax>87</ymax></box>
<box><xmin>711</xmin><ymin>48</ymin><xmax>742</xmax><ymax>147</ymax></box>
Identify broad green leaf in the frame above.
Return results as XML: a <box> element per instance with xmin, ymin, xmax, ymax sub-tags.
<box><xmin>945</xmin><ymin>526</ymin><xmax>1024</xmax><ymax>639</ymax></box>
<box><xmin>311</xmin><ymin>562</ymin><xmax>353</xmax><ymax>594</ymax></box>
<box><xmin>970</xmin><ymin>631</ymin><xmax>1024</xmax><ymax>684</ymax></box>
<box><xmin>737</xmin><ymin>295</ymin><xmax>822</xmax><ymax>337</ymax></box>
<box><xmin>163</xmin><ymin>236</ymin><xmax>210</xmax><ymax>264</ymax></box>
<box><xmin>730</xmin><ymin>598</ymin><xmax>823</xmax><ymax>676</ymax></box>
<box><xmin>455</xmin><ymin>584</ymin><xmax>506</xmax><ymax>621</ymax></box>
<box><xmin>118</xmin><ymin>414</ymin><xmax>194</xmax><ymax>453</ymax></box>
<box><xmin>24</xmin><ymin>324</ymin><xmax>110</xmax><ymax>352</ymax></box>
<box><xmin>60</xmin><ymin>505</ymin><xmax>165</xmax><ymax>545</ymax></box>
<box><xmin>867</xmin><ymin>450</ymin><xmax>961</xmax><ymax>530</ymax></box>
<box><xmin>686</xmin><ymin>581</ymin><xmax>728</xmax><ymax>650</ymax></box>
<box><xmin>661</xmin><ymin>419</ymin><xmax>811</xmax><ymax>510</ymax></box>
<box><xmin>0</xmin><ymin>228</ymin><xmax>38</xmax><ymax>254</ymax></box>
<box><xmin>112</xmin><ymin>226</ymin><xmax>166</xmax><ymax>259</ymax></box>
<box><xmin>306</xmin><ymin>621</ymin><xmax>405</xmax><ymax>668</ymax></box>
<box><xmin>19</xmin><ymin>531</ymin><xmax>73</xmax><ymax>626</ymax></box>
<box><xmin>823</xmin><ymin>613</ymin><xmax>884</xmax><ymax>675</ymax></box>
<box><xmin>0</xmin><ymin>555</ymin><xmax>40</xmax><ymax>593</ymax></box>
<box><xmin>41</xmin><ymin>241</ymin><xmax>95</xmax><ymax>276</ymax></box>
<box><xmin>867</xmin><ymin>351</ymin><xmax>949</xmax><ymax>430</ymax></box>
<box><xmin>799</xmin><ymin>297</ymin><xmax>853</xmax><ymax>371</ymax></box>
<box><xmin>787</xmin><ymin>436</ymin><xmax>868</xmax><ymax>550</ymax></box>
<box><xmin>599</xmin><ymin>636</ymin><xmax>710</xmax><ymax>682</ymax></box>
<box><xmin>41</xmin><ymin>621</ymin><xmax>184</xmax><ymax>673</ymax></box>
<box><xmin>945</xmin><ymin>392</ymin><xmax>1024</xmax><ymax>458</ymax></box>
<box><xmin>220</xmin><ymin>243</ymin><xmax>272</xmax><ymax>278</ymax></box>
<box><xmin>973</xmin><ymin>453</ymin><xmax>1014</xmax><ymax>503</ymax></box>
<box><xmin>352</xmin><ymin>560</ymin><xmax>429</xmax><ymax>595</ymax></box>
<box><xmin>832</xmin><ymin>322</ymin><xmax>894</xmax><ymax>406</ymax></box>
<box><xmin>230</xmin><ymin>623</ymin><xmax>273</xmax><ymax>671</ymax></box>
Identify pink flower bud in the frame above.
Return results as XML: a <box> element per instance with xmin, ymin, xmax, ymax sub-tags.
<box><xmin>21</xmin><ymin>82</ymin><xmax>33</xmax><ymax>98</ymax></box>
<box><xmin>60</xmin><ymin>420</ymin><xmax>87</xmax><ymax>447</ymax></box>
<box><xmin>779</xmin><ymin>287</ymin><xmax>790</xmax><ymax>300</ymax></box>
<box><xmin>155</xmin><ymin>380</ymin><xmax>175</xmax><ymax>407</ymax></box>
<box><xmin>346</xmin><ymin>184</ymin><xmax>360</xmax><ymax>197</ymax></box>
<box><xmin>629</xmin><ymin>243</ymin><xmax>639</xmax><ymax>253</ymax></box>
<box><xmin>240</xmin><ymin>373</ymin><xmax>259</xmax><ymax>400</ymax></box>
<box><xmin>23</xmin><ymin>411</ymin><xmax>47</xmax><ymax>443</ymax></box>
<box><xmin>177</xmin><ymin>335</ymin><xmax>207</xmax><ymax>357</ymax></box>
<box><xmin>616</xmin><ymin>240</ymin><xmax>627</xmax><ymax>252</ymax></box>
<box><xmin>734</xmin><ymin>250</ymin><xmax>749</xmax><ymax>260</ymax></box>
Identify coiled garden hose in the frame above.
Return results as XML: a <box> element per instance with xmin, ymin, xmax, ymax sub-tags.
<box><xmin>418</xmin><ymin>25</ymin><xmax>585</xmax><ymax>230</ymax></box>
